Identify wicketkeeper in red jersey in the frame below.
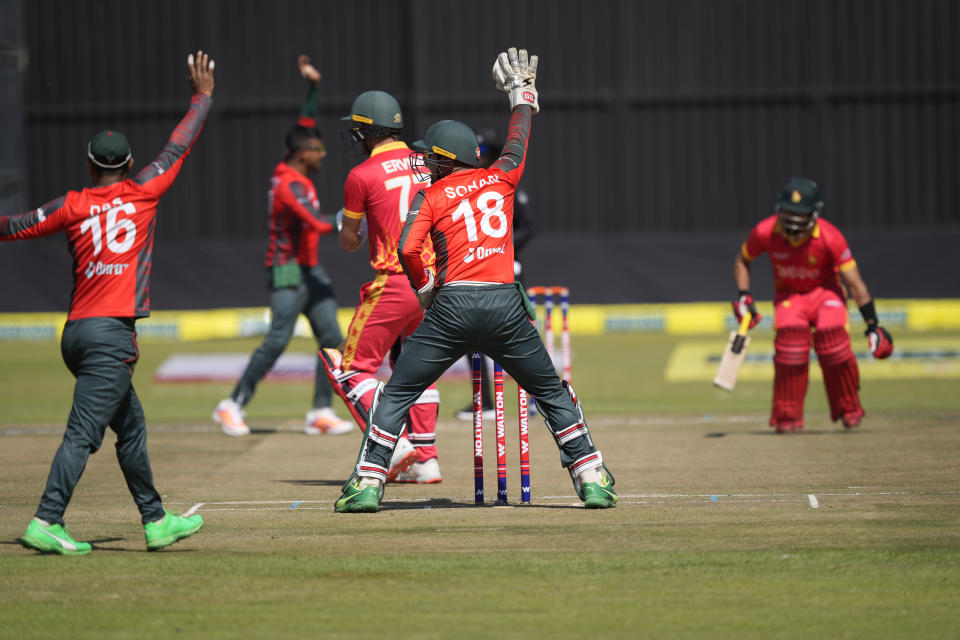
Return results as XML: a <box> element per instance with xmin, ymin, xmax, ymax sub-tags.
<box><xmin>334</xmin><ymin>47</ymin><xmax>617</xmax><ymax>512</ymax></box>
<box><xmin>1</xmin><ymin>52</ymin><xmax>215</xmax><ymax>554</ymax></box>
<box><xmin>322</xmin><ymin>89</ymin><xmax>441</xmax><ymax>484</ymax></box>
<box><xmin>733</xmin><ymin>176</ymin><xmax>894</xmax><ymax>433</ymax></box>
<box><xmin>213</xmin><ymin>55</ymin><xmax>352</xmax><ymax>438</ymax></box>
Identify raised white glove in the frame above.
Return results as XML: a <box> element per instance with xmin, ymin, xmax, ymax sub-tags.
<box><xmin>492</xmin><ymin>47</ymin><xmax>539</xmax><ymax>113</ymax></box>
<box><xmin>416</xmin><ymin>269</ymin><xmax>437</xmax><ymax>310</ymax></box>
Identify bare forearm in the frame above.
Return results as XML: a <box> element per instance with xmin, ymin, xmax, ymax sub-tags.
<box><xmin>733</xmin><ymin>255</ymin><xmax>752</xmax><ymax>291</ymax></box>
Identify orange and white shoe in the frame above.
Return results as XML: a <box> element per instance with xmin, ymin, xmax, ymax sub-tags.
<box><xmin>394</xmin><ymin>458</ymin><xmax>442</xmax><ymax>484</ymax></box>
<box><xmin>385</xmin><ymin>436</ymin><xmax>417</xmax><ymax>483</ymax></box>
<box><xmin>305</xmin><ymin>408</ymin><xmax>355</xmax><ymax>435</ymax></box>
<box><xmin>213</xmin><ymin>398</ymin><xmax>249</xmax><ymax>436</ymax></box>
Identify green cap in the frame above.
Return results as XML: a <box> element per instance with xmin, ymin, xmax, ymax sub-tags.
<box><xmin>341</xmin><ymin>91</ymin><xmax>403</xmax><ymax>130</ymax></box>
<box><xmin>88</xmin><ymin>130</ymin><xmax>131</xmax><ymax>169</ymax></box>
<box><xmin>412</xmin><ymin>120</ymin><xmax>480</xmax><ymax>167</ymax></box>
<box><xmin>777</xmin><ymin>177</ymin><xmax>823</xmax><ymax>214</ymax></box>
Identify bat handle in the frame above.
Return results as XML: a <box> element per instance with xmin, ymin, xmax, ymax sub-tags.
<box><xmin>737</xmin><ymin>313</ymin><xmax>753</xmax><ymax>335</ymax></box>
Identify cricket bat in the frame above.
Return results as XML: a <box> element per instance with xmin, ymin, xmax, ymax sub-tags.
<box><xmin>713</xmin><ymin>314</ymin><xmax>753</xmax><ymax>391</ymax></box>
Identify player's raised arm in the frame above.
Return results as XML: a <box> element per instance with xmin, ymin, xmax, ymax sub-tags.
<box><xmin>491</xmin><ymin>47</ymin><xmax>537</xmax><ymax>175</ymax></box>
<box><xmin>135</xmin><ymin>50</ymin><xmax>215</xmax><ymax>192</ymax></box>
<box><xmin>296</xmin><ymin>54</ymin><xmax>321</xmax><ymax>128</ymax></box>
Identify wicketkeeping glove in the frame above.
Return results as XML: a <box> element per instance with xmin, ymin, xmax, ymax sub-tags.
<box><xmin>732</xmin><ymin>290</ymin><xmax>761</xmax><ymax>329</ymax></box>
<box><xmin>492</xmin><ymin>47</ymin><xmax>539</xmax><ymax>113</ymax></box>
<box><xmin>417</xmin><ymin>269</ymin><xmax>437</xmax><ymax>310</ymax></box>
<box><xmin>865</xmin><ymin>326</ymin><xmax>894</xmax><ymax>359</ymax></box>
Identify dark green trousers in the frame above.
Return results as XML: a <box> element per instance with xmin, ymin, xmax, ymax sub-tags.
<box><xmin>360</xmin><ymin>284</ymin><xmax>599</xmax><ymax>475</ymax></box>
<box><xmin>232</xmin><ymin>264</ymin><xmax>342</xmax><ymax>408</ymax></box>
<box><xmin>36</xmin><ymin>317</ymin><xmax>164</xmax><ymax>526</ymax></box>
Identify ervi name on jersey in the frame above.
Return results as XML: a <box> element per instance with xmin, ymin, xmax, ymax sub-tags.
<box><xmin>462</xmin><ymin>245</ymin><xmax>505</xmax><ymax>264</ymax></box>
<box><xmin>85</xmin><ymin>261</ymin><xmax>130</xmax><ymax>279</ymax></box>
<box><xmin>444</xmin><ymin>175</ymin><xmax>500</xmax><ymax>200</ymax></box>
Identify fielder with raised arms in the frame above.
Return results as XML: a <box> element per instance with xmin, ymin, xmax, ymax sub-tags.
<box><xmin>335</xmin><ymin>47</ymin><xmax>617</xmax><ymax>512</ymax></box>
<box><xmin>2</xmin><ymin>51</ymin><xmax>215</xmax><ymax>554</ymax></box>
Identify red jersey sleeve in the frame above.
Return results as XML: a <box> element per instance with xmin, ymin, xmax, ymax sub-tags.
<box><xmin>819</xmin><ymin>219</ymin><xmax>856</xmax><ymax>272</ymax></box>
<box><xmin>0</xmin><ymin>195</ymin><xmax>72</xmax><ymax>241</ymax></box>
<box><xmin>134</xmin><ymin>93</ymin><xmax>213</xmax><ymax>197</ymax></box>
<box><xmin>280</xmin><ymin>180</ymin><xmax>333</xmax><ymax>233</ymax></box>
<box><xmin>742</xmin><ymin>216</ymin><xmax>776</xmax><ymax>261</ymax></box>
<box><xmin>399</xmin><ymin>190</ymin><xmax>434</xmax><ymax>289</ymax></box>
<box><xmin>342</xmin><ymin>170</ymin><xmax>367</xmax><ymax>218</ymax></box>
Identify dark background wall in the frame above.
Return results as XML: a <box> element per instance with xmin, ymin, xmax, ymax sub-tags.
<box><xmin>2</xmin><ymin>0</ymin><xmax>959</xmax><ymax>310</ymax></box>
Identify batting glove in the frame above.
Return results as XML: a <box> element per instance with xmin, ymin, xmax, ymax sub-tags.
<box><xmin>732</xmin><ymin>291</ymin><xmax>761</xmax><ymax>328</ymax></box>
<box><xmin>865</xmin><ymin>326</ymin><xmax>894</xmax><ymax>359</ymax></box>
<box><xmin>492</xmin><ymin>47</ymin><xmax>539</xmax><ymax>113</ymax></box>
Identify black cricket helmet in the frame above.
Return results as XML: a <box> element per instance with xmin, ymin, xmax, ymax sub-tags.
<box><xmin>776</xmin><ymin>176</ymin><xmax>823</xmax><ymax>236</ymax></box>
<box><xmin>409</xmin><ymin>120</ymin><xmax>480</xmax><ymax>180</ymax></box>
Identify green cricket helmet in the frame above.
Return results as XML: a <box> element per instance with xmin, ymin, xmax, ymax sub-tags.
<box><xmin>341</xmin><ymin>90</ymin><xmax>403</xmax><ymax>142</ymax></box>
<box><xmin>410</xmin><ymin>120</ymin><xmax>480</xmax><ymax>181</ymax></box>
<box><xmin>776</xmin><ymin>176</ymin><xmax>823</xmax><ymax>237</ymax></box>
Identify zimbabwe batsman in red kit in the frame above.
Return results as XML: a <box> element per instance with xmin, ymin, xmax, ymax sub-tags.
<box><xmin>330</xmin><ymin>89</ymin><xmax>440</xmax><ymax>484</ymax></box>
<box><xmin>334</xmin><ymin>47</ymin><xmax>617</xmax><ymax>513</ymax></box>
<box><xmin>733</xmin><ymin>176</ymin><xmax>894</xmax><ymax>433</ymax></box>
<box><xmin>2</xmin><ymin>51</ymin><xmax>216</xmax><ymax>555</ymax></box>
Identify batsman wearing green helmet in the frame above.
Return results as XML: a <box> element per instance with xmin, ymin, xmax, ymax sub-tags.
<box><xmin>334</xmin><ymin>47</ymin><xmax>617</xmax><ymax>512</ymax></box>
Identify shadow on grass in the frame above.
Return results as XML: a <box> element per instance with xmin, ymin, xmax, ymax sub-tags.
<box><xmin>705</xmin><ymin>429</ymin><xmax>863</xmax><ymax>438</ymax></box>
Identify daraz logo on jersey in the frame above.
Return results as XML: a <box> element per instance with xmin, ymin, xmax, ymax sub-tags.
<box><xmin>85</xmin><ymin>261</ymin><xmax>130</xmax><ymax>279</ymax></box>
<box><xmin>462</xmin><ymin>245</ymin><xmax>505</xmax><ymax>264</ymax></box>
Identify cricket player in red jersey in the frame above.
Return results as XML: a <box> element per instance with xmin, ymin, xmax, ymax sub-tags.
<box><xmin>733</xmin><ymin>176</ymin><xmax>894</xmax><ymax>433</ymax></box>
<box><xmin>213</xmin><ymin>55</ymin><xmax>352</xmax><ymax>438</ymax></box>
<box><xmin>322</xmin><ymin>90</ymin><xmax>440</xmax><ymax>483</ymax></box>
<box><xmin>335</xmin><ymin>47</ymin><xmax>617</xmax><ymax>512</ymax></box>
<box><xmin>1</xmin><ymin>52</ymin><xmax>215</xmax><ymax>554</ymax></box>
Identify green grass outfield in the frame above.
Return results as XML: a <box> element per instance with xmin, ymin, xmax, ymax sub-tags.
<box><xmin>1</xmin><ymin>332</ymin><xmax>959</xmax><ymax>639</ymax></box>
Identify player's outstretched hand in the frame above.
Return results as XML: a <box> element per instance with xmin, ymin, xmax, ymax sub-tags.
<box><xmin>732</xmin><ymin>291</ymin><xmax>761</xmax><ymax>329</ymax></box>
<box><xmin>298</xmin><ymin>55</ymin><xmax>321</xmax><ymax>86</ymax></box>
<box><xmin>187</xmin><ymin>50</ymin><xmax>215</xmax><ymax>97</ymax></box>
<box><xmin>865</xmin><ymin>326</ymin><xmax>894</xmax><ymax>359</ymax></box>
<box><xmin>492</xmin><ymin>47</ymin><xmax>539</xmax><ymax>113</ymax></box>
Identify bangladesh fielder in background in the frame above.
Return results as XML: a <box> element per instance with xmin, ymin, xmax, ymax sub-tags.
<box><xmin>334</xmin><ymin>47</ymin><xmax>617</xmax><ymax>512</ymax></box>
<box><xmin>1</xmin><ymin>51</ymin><xmax>216</xmax><ymax>554</ymax></box>
<box><xmin>213</xmin><ymin>55</ymin><xmax>352</xmax><ymax>438</ymax></box>
<box><xmin>322</xmin><ymin>89</ymin><xmax>441</xmax><ymax>484</ymax></box>
<box><xmin>733</xmin><ymin>176</ymin><xmax>894</xmax><ymax>433</ymax></box>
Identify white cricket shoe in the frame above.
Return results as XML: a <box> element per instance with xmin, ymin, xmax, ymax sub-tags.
<box><xmin>385</xmin><ymin>436</ymin><xmax>417</xmax><ymax>483</ymax></box>
<box><xmin>394</xmin><ymin>457</ymin><xmax>442</xmax><ymax>484</ymax></box>
<box><xmin>305</xmin><ymin>407</ymin><xmax>355</xmax><ymax>435</ymax></box>
<box><xmin>213</xmin><ymin>398</ymin><xmax>249</xmax><ymax>436</ymax></box>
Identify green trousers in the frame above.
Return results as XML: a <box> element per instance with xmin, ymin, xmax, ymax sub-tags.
<box><xmin>36</xmin><ymin>317</ymin><xmax>164</xmax><ymax>526</ymax></box>
<box><xmin>232</xmin><ymin>264</ymin><xmax>342</xmax><ymax>408</ymax></box>
<box><xmin>359</xmin><ymin>284</ymin><xmax>599</xmax><ymax>476</ymax></box>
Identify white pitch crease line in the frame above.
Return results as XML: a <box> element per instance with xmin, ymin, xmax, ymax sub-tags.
<box><xmin>808</xmin><ymin>494</ymin><xmax>819</xmax><ymax>509</ymax></box>
<box><xmin>183</xmin><ymin>502</ymin><xmax>204</xmax><ymax>517</ymax></box>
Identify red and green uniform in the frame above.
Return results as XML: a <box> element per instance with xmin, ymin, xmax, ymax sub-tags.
<box><xmin>231</xmin><ymin>84</ymin><xmax>341</xmax><ymax>410</ymax></box>
<box><xmin>741</xmin><ymin>215</ymin><xmax>863</xmax><ymax>428</ymax></box>
<box><xmin>0</xmin><ymin>93</ymin><xmax>212</xmax><ymax>526</ymax></box>
<box><xmin>339</xmin><ymin>141</ymin><xmax>439</xmax><ymax>461</ymax></box>
<box><xmin>351</xmin><ymin>106</ymin><xmax>606</xmax><ymax>484</ymax></box>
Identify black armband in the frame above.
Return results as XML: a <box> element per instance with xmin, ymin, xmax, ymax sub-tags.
<box><xmin>859</xmin><ymin>299</ymin><xmax>878</xmax><ymax>329</ymax></box>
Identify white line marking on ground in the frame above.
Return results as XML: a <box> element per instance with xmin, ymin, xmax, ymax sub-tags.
<box><xmin>808</xmin><ymin>494</ymin><xmax>819</xmax><ymax>509</ymax></box>
<box><xmin>183</xmin><ymin>502</ymin><xmax>204</xmax><ymax>517</ymax></box>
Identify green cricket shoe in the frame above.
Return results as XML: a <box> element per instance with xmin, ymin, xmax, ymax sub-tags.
<box><xmin>144</xmin><ymin>510</ymin><xmax>204</xmax><ymax>551</ymax></box>
<box><xmin>21</xmin><ymin>519</ymin><xmax>92</xmax><ymax>556</ymax></box>
<box><xmin>582</xmin><ymin>476</ymin><xmax>618</xmax><ymax>509</ymax></box>
<box><xmin>335</xmin><ymin>478</ymin><xmax>381</xmax><ymax>513</ymax></box>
